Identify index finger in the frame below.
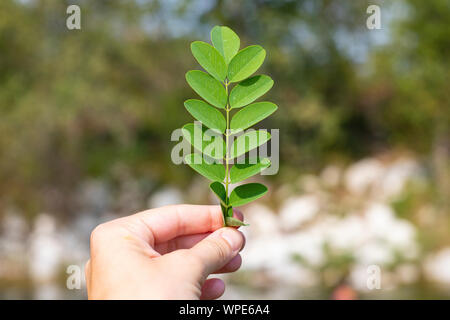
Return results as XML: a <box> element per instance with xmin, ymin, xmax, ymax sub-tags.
<box><xmin>134</xmin><ymin>204</ymin><xmax>224</xmax><ymax>244</ymax></box>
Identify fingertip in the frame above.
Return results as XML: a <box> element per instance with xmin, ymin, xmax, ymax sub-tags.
<box><xmin>220</xmin><ymin>228</ymin><xmax>245</xmax><ymax>253</ymax></box>
<box><xmin>200</xmin><ymin>278</ymin><xmax>225</xmax><ymax>300</ymax></box>
<box><xmin>232</xmin><ymin>209</ymin><xmax>244</xmax><ymax>222</ymax></box>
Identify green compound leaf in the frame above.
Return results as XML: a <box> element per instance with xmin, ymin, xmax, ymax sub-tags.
<box><xmin>230</xmin><ymin>130</ymin><xmax>271</xmax><ymax>159</ymax></box>
<box><xmin>186</xmin><ymin>70</ymin><xmax>227</xmax><ymax>109</ymax></box>
<box><xmin>182</xmin><ymin>26</ymin><xmax>276</xmax><ymax>227</ymax></box>
<box><xmin>191</xmin><ymin>41</ymin><xmax>227</xmax><ymax>82</ymax></box>
<box><xmin>227</xmin><ymin>45</ymin><xmax>266</xmax><ymax>83</ymax></box>
<box><xmin>230</xmin><ymin>102</ymin><xmax>278</xmax><ymax>133</ymax></box>
<box><xmin>184</xmin><ymin>99</ymin><xmax>226</xmax><ymax>133</ymax></box>
<box><xmin>209</xmin><ymin>181</ymin><xmax>226</xmax><ymax>204</ymax></box>
<box><xmin>211</xmin><ymin>26</ymin><xmax>240</xmax><ymax>65</ymax></box>
<box><xmin>185</xmin><ymin>153</ymin><xmax>225</xmax><ymax>182</ymax></box>
<box><xmin>182</xmin><ymin>123</ymin><xmax>226</xmax><ymax>160</ymax></box>
<box><xmin>225</xmin><ymin>217</ymin><xmax>249</xmax><ymax>227</ymax></box>
<box><xmin>229</xmin><ymin>183</ymin><xmax>268</xmax><ymax>207</ymax></box>
<box><xmin>229</xmin><ymin>75</ymin><xmax>274</xmax><ymax>109</ymax></box>
<box><xmin>230</xmin><ymin>158</ymin><xmax>271</xmax><ymax>183</ymax></box>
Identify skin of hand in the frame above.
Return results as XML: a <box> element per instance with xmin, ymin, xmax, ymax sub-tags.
<box><xmin>85</xmin><ymin>205</ymin><xmax>246</xmax><ymax>300</ymax></box>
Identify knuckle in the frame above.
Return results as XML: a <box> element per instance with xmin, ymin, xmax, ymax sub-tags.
<box><xmin>89</xmin><ymin>223</ymin><xmax>112</xmax><ymax>246</ymax></box>
<box><xmin>205</xmin><ymin>239</ymin><xmax>229</xmax><ymax>262</ymax></box>
<box><xmin>178</xmin><ymin>249</ymin><xmax>204</xmax><ymax>272</ymax></box>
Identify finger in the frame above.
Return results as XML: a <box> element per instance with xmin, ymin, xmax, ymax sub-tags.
<box><xmin>188</xmin><ymin>228</ymin><xmax>245</xmax><ymax>277</ymax></box>
<box><xmin>213</xmin><ymin>254</ymin><xmax>242</xmax><ymax>274</ymax></box>
<box><xmin>156</xmin><ymin>238</ymin><xmax>244</xmax><ymax>273</ymax></box>
<box><xmin>134</xmin><ymin>205</ymin><xmax>224</xmax><ymax>245</ymax></box>
<box><xmin>233</xmin><ymin>209</ymin><xmax>244</xmax><ymax>222</ymax></box>
<box><xmin>200</xmin><ymin>278</ymin><xmax>225</xmax><ymax>300</ymax></box>
<box><xmin>154</xmin><ymin>210</ymin><xmax>245</xmax><ymax>253</ymax></box>
<box><xmin>146</xmin><ymin>209</ymin><xmax>244</xmax><ymax>250</ymax></box>
<box><xmin>154</xmin><ymin>233</ymin><xmax>210</xmax><ymax>254</ymax></box>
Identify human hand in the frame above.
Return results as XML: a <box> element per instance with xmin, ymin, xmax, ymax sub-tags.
<box><xmin>85</xmin><ymin>205</ymin><xmax>245</xmax><ymax>300</ymax></box>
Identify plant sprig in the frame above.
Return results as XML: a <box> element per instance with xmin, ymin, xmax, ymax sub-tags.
<box><xmin>181</xmin><ymin>26</ymin><xmax>277</xmax><ymax>227</ymax></box>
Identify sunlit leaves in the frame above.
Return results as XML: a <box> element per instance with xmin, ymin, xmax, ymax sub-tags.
<box><xmin>227</xmin><ymin>46</ymin><xmax>266</xmax><ymax>83</ymax></box>
<box><xmin>211</xmin><ymin>26</ymin><xmax>240</xmax><ymax>65</ymax></box>
<box><xmin>191</xmin><ymin>41</ymin><xmax>227</xmax><ymax>82</ymax></box>
<box><xmin>184</xmin><ymin>99</ymin><xmax>226</xmax><ymax>133</ymax></box>
<box><xmin>230</xmin><ymin>130</ymin><xmax>271</xmax><ymax>159</ymax></box>
<box><xmin>230</xmin><ymin>158</ymin><xmax>271</xmax><ymax>183</ymax></box>
<box><xmin>182</xmin><ymin>123</ymin><xmax>225</xmax><ymax>159</ymax></box>
<box><xmin>229</xmin><ymin>75</ymin><xmax>273</xmax><ymax>109</ymax></box>
<box><xmin>210</xmin><ymin>181</ymin><xmax>226</xmax><ymax>203</ymax></box>
<box><xmin>185</xmin><ymin>153</ymin><xmax>225</xmax><ymax>182</ymax></box>
<box><xmin>229</xmin><ymin>183</ymin><xmax>268</xmax><ymax>207</ymax></box>
<box><xmin>185</xmin><ymin>70</ymin><xmax>227</xmax><ymax>108</ymax></box>
<box><xmin>182</xmin><ymin>26</ymin><xmax>276</xmax><ymax>226</ymax></box>
<box><xmin>225</xmin><ymin>216</ymin><xmax>248</xmax><ymax>226</ymax></box>
<box><xmin>230</xmin><ymin>102</ymin><xmax>278</xmax><ymax>133</ymax></box>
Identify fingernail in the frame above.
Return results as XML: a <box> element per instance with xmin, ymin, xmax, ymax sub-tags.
<box><xmin>221</xmin><ymin>229</ymin><xmax>242</xmax><ymax>252</ymax></box>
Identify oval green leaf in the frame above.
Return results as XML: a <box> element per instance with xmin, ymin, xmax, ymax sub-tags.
<box><xmin>185</xmin><ymin>153</ymin><xmax>225</xmax><ymax>182</ymax></box>
<box><xmin>184</xmin><ymin>99</ymin><xmax>226</xmax><ymax>133</ymax></box>
<box><xmin>230</xmin><ymin>158</ymin><xmax>271</xmax><ymax>183</ymax></box>
<box><xmin>230</xmin><ymin>130</ymin><xmax>271</xmax><ymax>159</ymax></box>
<box><xmin>210</xmin><ymin>181</ymin><xmax>226</xmax><ymax>204</ymax></box>
<box><xmin>225</xmin><ymin>216</ymin><xmax>249</xmax><ymax>227</ymax></box>
<box><xmin>230</xmin><ymin>102</ymin><xmax>278</xmax><ymax>134</ymax></box>
<box><xmin>229</xmin><ymin>183</ymin><xmax>268</xmax><ymax>207</ymax></box>
<box><xmin>229</xmin><ymin>75</ymin><xmax>274</xmax><ymax>109</ymax></box>
<box><xmin>191</xmin><ymin>41</ymin><xmax>227</xmax><ymax>82</ymax></box>
<box><xmin>186</xmin><ymin>70</ymin><xmax>227</xmax><ymax>109</ymax></box>
<box><xmin>211</xmin><ymin>26</ymin><xmax>240</xmax><ymax>65</ymax></box>
<box><xmin>227</xmin><ymin>45</ymin><xmax>266</xmax><ymax>83</ymax></box>
<box><xmin>182</xmin><ymin>123</ymin><xmax>225</xmax><ymax>160</ymax></box>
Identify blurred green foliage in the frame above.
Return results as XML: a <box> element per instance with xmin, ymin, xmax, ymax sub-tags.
<box><xmin>0</xmin><ymin>0</ymin><xmax>448</xmax><ymax>218</ymax></box>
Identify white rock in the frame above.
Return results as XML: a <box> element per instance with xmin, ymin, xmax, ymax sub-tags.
<box><xmin>241</xmin><ymin>235</ymin><xmax>290</xmax><ymax>270</ymax></box>
<box><xmin>364</xmin><ymin>203</ymin><xmax>396</xmax><ymax>237</ymax></box>
<box><xmin>364</xmin><ymin>202</ymin><xmax>418</xmax><ymax>257</ymax></box>
<box><xmin>279</xmin><ymin>195</ymin><xmax>320</xmax><ymax>231</ymax></box>
<box><xmin>384</xmin><ymin>220</ymin><xmax>416</xmax><ymax>250</ymax></box>
<box><xmin>287</xmin><ymin>232</ymin><xmax>325</xmax><ymax>267</ymax></box>
<box><xmin>240</xmin><ymin>204</ymin><xmax>279</xmax><ymax>239</ymax></box>
<box><xmin>321</xmin><ymin>165</ymin><xmax>342</xmax><ymax>188</ymax></box>
<box><xmin>147</xmin><ymin>187</ymin><xmax>183</xmax><ymax>208</ymax></box>
<box><xmin>380</xmin><ymin>159</ymin><xmax>421</xmax><ymax>199</ymax></box>
<box><xmin>349</xmin><ymin>264</ymin><xmax>372</xmax><ymax>291</ymax></box>
<box><xmin>29</xmin><ymin>214</ymin><xmax>63</xmax><ymax>282</ymax></box>
<box><xmin>326</xmin><ymin>215</ymin><xmax>367</xmax><ymax>251</ymax></box>
<box><xmin>424</xmin><ymin>248</ymin><xmax>450</xmax><ymax>285</ymax></box>
<box><xmin>355</xmin><ymin>241</ymin><xmax>393</xmax><ymax>265</ymax></box>
<box><xmin>344</xmin><ymin>158</ymin><xmax>384</xmax><ymax>196</ymax></box>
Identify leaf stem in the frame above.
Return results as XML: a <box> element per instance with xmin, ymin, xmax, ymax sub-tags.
<box><xmin>224</xmin><ymin>79</ymin><xmax>230</xmax><ymax>225</ymax></box>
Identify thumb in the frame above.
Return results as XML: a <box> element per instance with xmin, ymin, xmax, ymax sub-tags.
<box><xmin>188</xmin><ymin>227</ymin><xmax>244</xmax><ymax>277</ymax></box>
